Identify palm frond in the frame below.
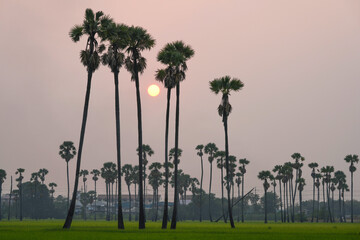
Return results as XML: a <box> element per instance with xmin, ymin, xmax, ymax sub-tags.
<box><xmin>69</xmin><ymin>25</ymin><xmax>83</xmax><ymax>42</ymax></box>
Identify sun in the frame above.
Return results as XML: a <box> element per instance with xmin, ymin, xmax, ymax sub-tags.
<box><xmin>148</xmin><ymin>84</ymin><xmax>160</xmax><ymax>97</ymax></box>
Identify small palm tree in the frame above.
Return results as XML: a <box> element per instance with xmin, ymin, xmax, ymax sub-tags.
<box><xmin>314</xmin><ymin>173</ymin><xmax>322</xmax><ymax>222</ymax></box>
<box><xmin>344</xmin><ymin>154</ymin><xmax>359</xmax><ymax>223</ymax></box>
<box><xmin>0</xmin><ymin>169</ymin><xmax>6</xmax><ymax>221</ymax></box>
<box><xmin>124</xmin><ymin>26</ymin><xmax>155</xmax><ymax>229</ymax></box>
<box><xmin>195</xmin><ymin>144</ymin><xmax>205</xmax><ymax>222</ymax></box>
<box><xmin>335</xmin><ymin>170</ymin><xmax>346</xmax><ymax>222</ymax></box>
<box><xmin>321</xmin><ymin>165</ymin><xmax>334</xmax><ymax>222</ymax></box>
<box><xmin>258</xmin><ymin>170</ymin><xmax>272</xmax><ymax>223</ymax></box>
<box><xmin>290</xmin><ymin>152</ymin><xmax>305</xmax><ymax>222</ymax></box>
<box><xmin>239</xmin><ymin>158</ymin><xmax>250</xmax><ymax>223</ymax></box>
<box><xmin>204</xmin><ymin>142</ymin><xmax>218</xmax><ymax>222</ymax></box>
<box><xmin>308</xmin><ymin>162</ymin><xmax>318</xmax><ymax>222</ymax></box>
<box><xmin>215</xmin><ymin>150</ymin><xmax>226</xmax><ymax>222</ymax></box>
<box><xmin>101</xmin><ymin>162</ymin><xmax>117</xmax><ymax>221</ymax></box>
<box><xmin>64</xmin><ymin>9</ymin><xmax>111</xmax><ymax>229</ymax></box>
<box><xmin>235</xmin><ymin>172</ymin><xmax>242</xmax><ymax>222</ymax></box>
<box><xmin>15</xmin><ymin>168</ymin><xmax>25</xmax><ymax>221</ymax></box>
<box><xmin>273</xmin><ymin>165</ymin><xmax>283</xmax><ymax>222</ymax></box>
<box><xmin>38</xmin><ymin>168</ymin><xmax>48</xmax><ymax>184</ymax></box>
<box><xmin>121</xmin><ymin>164</ymin><xmax>133</xmax><ymax>221</ymax></box>
<box><xmin>209</xmin><ymin>76</ymin><xmax>244</xmax><ymax>228</ymax></box>
<box><xmin>297</xmin><ymin>177</ymin><xmax>306</xmax><ymax>222</ymax></box>
<box><xmin>49</xmin><ymin>182</ymin><xmax>57</xmax><ymax>199</ymax></box>
<box><xmin>270</xmin><ymin>174</ymin><xmax>277</xmax><ymax>222</ymax></box>
<box><xmin>79</xmin><ymin>169</ymin><xmax>89</xmax><ymax>193</ymax></box>
<box><xmin>148</xmin><ymin>162</ymin><xmax>162</xmax><ymax>221</ymax></box>
<box><xmin>90</xmin><ymin>169</ymin><xmax>100</xmax><ymax>220</ymax></box>
<box><xmin>59</xmin><ymin>141</ymin><xmax>77</xmax><ymax>210</ymax></box>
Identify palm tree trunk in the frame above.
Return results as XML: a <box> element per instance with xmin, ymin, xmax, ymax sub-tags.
<box><xmin>114</xmin><ymin>73</ymin><xmax>125</xmax><ymax>229</ymax></box>
<box><xmin>311</xmin><ymin>175</ymin><xmax>315</xmax><ymax>222</ymax></box>
<box><xmin>94</xmin><ymin>180</ymin><xmax>97</xmax><ymax>221</ymax></box>
<box><xmin>351</xmin><ymin>170</ymin><xmax>353</xmax><ymax>223</ymax></box>
<box><xmin>0</xmin><ymin>183</ymin><xmax>2</xmax><ymax>221</ymax></box>
<box><xmin>8</xmin><ymin>176</ymin><xmax>12</xmax><ymax>220</ymax></box>
<box><xmin>200</xmin><ymin>155</ymin><xmax>203</xmax><ymax>222</ymax></box>
<box><xmin>20</xmin><ymin>180</ymin><xmax>22</xmax><ymax>221</ymax></box>
<box><xmin>209</xmin><ymin>162</ymin><xmax>213</xmax><ymax>222</ymax></box>
<box><xmin>264</xmin><ymin>187</ymin><xmax>267</xmax><ymax>223</ymax></box>
<box><xmin>299</xmin><ymin>190</ymin><xmax>303</xmax><ymax>222</ymax></box>
<box><xmin>322</xmin><ymin>182</ymin><xmax>326</xmax><ymax>222</ymax></box>
<box><xmin>63</xmin><ymin>71</ymin><xmax>93</xmax><ymax>229</ymax></box>
<box><xmin>289</xmin><ymin>177</ymin><xmax>294</xmax><ymax>222</ymax></box>
<box><xmin>135</xmin><ymin>183</ymin><xmax>138</xmax><ymax>221</ymax></box>
<box><xmin>274</xmin><ymin>183</ymin><xmax>277</xmax><ymax>222</ymax></box>
<box><xmin>317</xmin><ymin>186</ymin><xmax>320</xmax><ymax>222</ymax></box>
<box><xmin>128</xmin><ymin>184</ymin><xmax>131</xmax><ymax>221</ymax></box>
<box><xmin>156</xmin><ymin>188</ymin><xmax>159</xmax><ymax>221</ymax></box>
<box><xmin>220</xmin><ymin>166</ymin><xmax>226</xmax><ymax>223</ymax></box>
<box><xmin>326</xmin><ymin>182</ymin><xmax>332</xmax><ymax>222</ymax></box>
<box><xmin>342</xmin><ymin>190</ymin><xmax>346</xmax><ymax>222</ymax></box>
<box><xmin>67</xmin><ymin>161</ymin><xmax>70</xmax><ymax>210</ymax></box>
<box><xmin>241</xmin><ymin>175</ymin><xmax>245</xmax><ymax>223</ymax></box>
<box><xmin>279</xmin><ymin>180</ymin><xmax>283</xmax><ymax>222</ymax></box>
<box><xmin>223</xmin><ymin>114</ymin><xmax>235</xmax><ymax>228</ymax></box>
<box><xmin>171</xmin><ymin>83</ymin><xmax>181</xmax><ymax>229</ymax></box>
<box><xmin>162</xmin><ymin>87</ymin><xmax>171</xmax><ymax>229</ymax></box>
<box><xmin>338</xmin><ymin>189</ymin><xmax>342</xmax><ymax>222</ymax></box>
<box><xmin>133</xmin><ymin>59</ymin><xmax>145</xmax><ymax>229</ymax></box>
<box><xmin>331</xmin><ymin>190</ymin><xmax>335</xmax><ymax>223</ymax></box>
<box><xmin>237</xmin><ymin>183</ymin><xmax>240</xmax><ymax>222</ymax></box>
<box><xmin>286</xmin><ymin>182</ymin><xmax>289</xmax><ymax>222</ymax></box>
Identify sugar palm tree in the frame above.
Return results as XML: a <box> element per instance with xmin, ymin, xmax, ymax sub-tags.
<box><xmin>273</xmin><ymin>165</ymin><xmax>283</xmax><ymax>222</ymax></box>
<box><xmin>122</xmin><ymin>164</ymin><xmax>133</xmax><ymax>221</ymax></box>
<box><xmin>101</xmin><ymin>22</ymin><xmax>128</xmax><ymax>229</ymax></box>
<box><xmin>137</xmin><ymin>144</ymin><xmax>154</xmax><ymax>212</ymax></box>
<box><xmin>335</xmin><ymin>170</ymin><xmax>346</xmax><ymax>222</ymax></box>
<box><xmin>90</xmin><ymin>169</ymin><xmax>100</xmax><ymax>220</ymax></box>
<box><xmin>204</xmin><ymin>142</ymin><xmax>218</xmax><ymax>222</ymax></box>
<box><xmin>297</xmin><ymin>177</ymin><xmax>306</xmax><ymax>222</ymax></box>
<box><xmin>131</xmin><ymin>166</ymin><xmax>140</xmax><ymax>221</ymax></box>
<box><xmin>344</xmin><ymin>154</ymin><xmax>359</xmax><ymax>223</ymax></box>
<box><xmin>290</xmin><ymin>153</ymin><xmax>305</xmax><ymax>222</ymax></box>
<box><xmin>215</xmin><ymin>150</ymin><xmax>226</xmax><ymax>222</ymax></box>
<box><xmin>330</xmin><ymin>178</ymin><xmax>337</xmax><ymax>222</ymax></box>
<box><xmin>101</xmin><ymin>162</ymin><xmax>117</xmax><ymax>221</ymax></box>
<box><xmin>321</xmin><ymin>165</ymin><xmax>334</xmax><ymax>222</ymax></box>
<box><xmin>148</xmin><ymin>162</ymin><xmax>162</xmax><ymax>221</ymax></box>
<box><xmin>30</xmin><ymin>172</ymin><xmax>40</xmax><ymax>219</ymax></box>
<box><xmin>38</xmin><ymin>168</ymin><xmax>48</xmax><ymax>184</ymax></box>
<box><xmin>15</xmin><ymin>168</ymin><xmax>24</xmax><ymax>221</ymax></box>
<box><xmin>239</xmin><ymin>158</ymin><xmax>250</xmax><ymax>223</ymax></box>
<box><xmin>124</xmin><ymin>26</ymin><xmax>155</xmax><ymax>229</ymax></box>
<box><xmin>235</xmin><ymin>172</ymin><xmax>242</xmax><ymax>222</ymax></box>
<box><xmin>79</xmin><ymin>169</ymin><xmax>89</xmax><ymax>193</ymax></box>
<box><xmin>270</xmin><ymin>174</ymin><xmax>277</xmax><ymax>222</ymax></box>
<box><xmin>64</xmin><ymin>9</ymin><xmax>111</xmax><ymax>229</ymax></box>
<box><xmin>59</xmin><ymin>141</ymin><xmax>77</xmax><ymax>210</ymax></box>
<box><xmin>49</xmin><ymin>182</ymin><xmax>57</xmax><ymax>199</ymax></box>
<box><xmin>314</xmin><ymin>173</ymin><xmax>322</xmax><ymax>222</ymax></box>
<box><xmin>0</xmin><ymin>169</ymin><xmax>6</xmax><ymax>221</ymax></box>
<box><xmin>195</xmin><ymin>144</ymin><xmax>205</xmax><ymax>222</ymax></box>
<box><xmin>258</xmin><ymin>170</ymin><xmax>272</xmax><ymax>223</ymax></box>
<box><xmin>7</xmin><ymin>175</ymin><xmax>12</xmax><ymax>220</ymax></box>
<box><xmin>209</xmin><ymin>76</ymin><xmax>244</xmax><ymax>228</ymax></box>
<box><xmin>308</xmin><ymin>162</ymin><xmax>318</xmax><ymax>222</ymax></box>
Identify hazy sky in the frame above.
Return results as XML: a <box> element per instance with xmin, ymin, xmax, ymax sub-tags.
<box><xmin>0</xmin><ymin>0</ymin><xmax>359</xmax><ymax>201</ymax></box>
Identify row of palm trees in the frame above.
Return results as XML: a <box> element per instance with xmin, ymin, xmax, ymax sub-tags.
<box><xmin>258</xmin><ymin>153</ymin><xmax>358</xmax><ymax>223</ymax></box>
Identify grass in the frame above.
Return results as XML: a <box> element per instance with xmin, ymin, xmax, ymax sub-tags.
<box><xmin>0</xmin><ymin>220</ymin><xmax>359</xmax><ymax>240</ymax></box>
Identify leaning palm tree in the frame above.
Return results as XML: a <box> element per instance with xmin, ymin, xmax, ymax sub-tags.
<box><xmin>308</xmin><ymin>162</ymin><xmax>318</xmax><ymax>222</ymax></box>
<box><xmin>90</xmin><ymin>169</ymin><xmax>100</xmax><ymax>220</ymax></box>
<box><xmin>215</xmin><ymin>150</ymin><xmax>226</xmax><ymax>222</ymax></box>
<box><xmin>15</xmin><ymin>168</ymin><xmax>24</xmax><ymax>221</ymax></box>
<box><xmin>239</xmin><ymin>158</ymin><xmax>250</xmax><ymax>223</ymax></box>
<box><xmin>258</xmin><ymin>170</ymin><xmax>272</xmax><ymax>223</ymax></box>
<box><xmin>204</xmin><ymin>142</ymin><xmax>218</xmax><ymax>222</ymax></box>
<box><xmin>64</xmin><ymin>9</ymin><xmax>111</xmax><ymax>229</ymax></box>
<box><xmin>195</xmin><ymin>144</ymin><xmax>205</xmax><ymax>222</ymax></box>
<box><xmin>122</xmin><ymin>164</ymin><xmax>133</xmax><ymax>221</ymax></box>
<box><xmin>101</xmin><ymin>22</ymin><xmax>128</xmax><ymax>229</ymax></box>
<box><xmin>0</xmin><ymin>169</ymin><xmax>6</xmax><ymax>221</ymax></box>
<box><xmin>166</xmin><ymin>41</ymin><xmax>195</xmax><ymax>230</ymax></box>
<box><xmin>210</xmin><ymin>76</ymin><xmax>244</xmax><ymax>228</ymax></box>
<box><xmin>344</xmin><ymin>154</ymin><xmax>359</xmax><ymax>223</ymax></box>
<box><xmin>59</xmin><ymin>141</ymin><xmax>77</xmax><ymax>210</ymax></box>
<box><xmin>124</xmin><ymin>26</ymin><xmax>155</xmax><ymax>229</ymax></box>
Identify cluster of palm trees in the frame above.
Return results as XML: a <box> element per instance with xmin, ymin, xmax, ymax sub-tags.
<box><xmin>258</xmin><ymin>153</ymin><xmax>359</xmax><ymax>223</ymax></box>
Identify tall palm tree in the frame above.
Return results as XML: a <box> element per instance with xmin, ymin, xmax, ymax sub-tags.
<box><xmin>64</xmin><ymin>9</ymin><xmax>111</xmax><ymax>229</ymax></box>
<box><xmin>8</xmin><ymin>176</ymin><xmax>12</xmax><ymax>220</ymax></box>
<box><xmin>308</xmin><ymin>162</ymin><xmax>318</xmax><ymax>222</ymax></box>
<box><xmin>49</xmin><ymin>182</ymin><xmax>57</xmax><ymax>199</ymax></box>
<box><xmin>122</xmin><ymin>164</ymin><xmax>133</xmax><ymax>221</ymax></box>
<box><xmin>273</xmin><ymin>165</ymin><xmax>283</xmax><ymax>222</ymax></box>
<box><xmin>314</xmin><ymin>173</ymin><xmax>322</xmax><ymax>222</ymax></box>
<box><xmin>101</xmin><ymin>162</ymin><xmax>117</xmax><ymax>221</ymax></box>
<box><xmin>330</xmin><ymin>178</ymin><xmax>337</xmax><ymax>222</ymax></box>
<box><xmin>148</xmin><ymin>162</ymin><xmax>162</xmax><ymax>221</ymax></box>
<box><xmin>90</xmin><ymin>169</ymin><xmax>100</xmax><ymax>220</ymax></box>
<box><xmin>30</xmin><ymin>172</ymin><xmax>40</xmax><ymax>219</ymax></box>
<box><xmin>215</xmin><ymin>150</ymin><xmax>226</xmax><ymax>222</ymax></box>
<box><xmin>344</xmin><ymin>154</ymin><xmax>359</xmax><ymax>223</ymax></box>
<box><xmin>204</xmin><ymin>142</ymin><xmax>218</xmax><ymax>222</ymax></box>
<box><xmin>195</xmin><ymin>144</ymin><xmax>205</xmax><ymax>222</ymax></box>
<box><xmin>15</xmin><ymin>168</ymin><xmax>24</xmax><ymax>221</ymax></box>
<box><xmin>137</xmin><ymin>144</ymin><xmax>154</xmax><ymax>212</ymax></box>
<box><xmin>156</xmin><ymin>45</ymin><xmax>180</xmax><ymax>228</ymax></box>
<box><xmin>239</xmin><ymin>158</ymin><xmax>250</xmax><ymax>223</ymax></box>
<box><xmin>235</xmin><ymin>172</ymin><xmax>242</xmax><ymax>222</ymax></box>
<box><xmin>0</xmin><ymin>169</ymin><xmax>6</xmax><ymax>221</ymax></box>
<box><xmin>101</xmin><ymin>22</ymin><xmax>128</xmax><ymax>229</ymax></box>
<box><xmin>258</xmin><ymin>170</ymin><xmax>272</xmax><ymax>223</ymax></box>
<box><xmin>297</xmin><ymin>177</ymin><xmax>306</xmax><ymax>222</ymax></box>
<box><xmin>290</xmin><ymin>153</ymin><xmax>305</xmax><ymax>222</ymax></box>
<box><xmin>59</xmin><ymin>141</ymin><xmax>77</xmax><ymax>210</ymax></box>
<box><xmin>210</xmin><ymin>76</ymin><xmax>244</xmax><ymax>228</ymax></box>
<box><xmin>124</xmin><ymin>26</ymin><xmax>155</xmax><ymax>229</ymax></box>
<box><xmin>131</xmin><ymin>166</ymin><xmax>140</xmax><ymax>221</ymax></box>
<box><xmin>79</xmin><ymin>169</ymin><xmax>89</xmax><ymax>193</ymax></box>
<box><xmin>270</xmin><ymin>174</ymin><xmax>277</xmax><ymax>222</ymax></box>
<box><xmin>321</xmin><ymin>165</ymin><xmax>334</xmax><ymax>222</ymax></box>
<box><xmin>335</xmin><ymin>170</ymin><xmax>346</xmax><ymax>222</ymax></box>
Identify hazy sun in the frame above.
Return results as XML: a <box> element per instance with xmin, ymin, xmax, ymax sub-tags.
<box><xmin>148</xmin><ymin>84</ymin><xmax>160</xmax><ymax>97</ymax></box>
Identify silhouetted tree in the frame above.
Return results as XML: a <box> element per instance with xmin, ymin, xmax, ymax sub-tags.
<box><xmin>90</xmin><ymin>169</ymin><xmax>100</xmax><ymax>220</ymax></box>
<box><xmin>239</xmin><ymin>158</ymin><xmax>250</xmax><ymax>223</ymax></box>
<box><xmin>344</xmin><ymin>154</ymin><xmax>358</xmax><ymax>223</ymax></box>
<box><xmin>258</xmin><ymin>170</ymin><xmax>272</xmax><ymax>223</ymax></box>
<box><xmin>15</xmin><ymin>168</ymin><xmax>25</xmax><ymax>221</ymax></box>
<box><xmin>122</xmin><ymin>164</ymin><xmax>133</xmax><ymax>221</ymax></box>
<box><xmin>195</xmin><ymin>144</ymin><xmax>205</xmax><ymax>222</ymax></box>
<box><xmin>215</xmin><ymin>151</ymin><xmax>226</xmax><ymax>222</ymax></box>
<box><xmin>308</xmin><ymin>162</ymin><xmax>318</xmax><ymax>222</ymax></box>
<box><xmin>0</xmin><ymin>169</ymin><xmax>6</xmax><ymax>221</ymax></box>
<box><xmin>204</xmin><ymin>142</ymin><xmax>218</xmax><ymax>222</ymax></box>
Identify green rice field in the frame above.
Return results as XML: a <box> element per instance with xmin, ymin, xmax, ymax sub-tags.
<box><xmin>0</xmin><ymin>221</ymin><xmax>359</xmax><ymax>240</ymax></box>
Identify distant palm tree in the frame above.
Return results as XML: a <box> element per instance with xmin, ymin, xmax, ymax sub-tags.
<box><xmin>101</xmin><ymin>162</ymin><xmax>117</xmax><ymax>221</ymax></box>
<box><xmin>239</xmin><ymin>158</ymin><xmax>250</xmax><ymax>223</ymax></box>
<box><xmin>314</xmin><ymin>173</ymin><xmax>322</xmax><ymax>222</ymax></box>
<box><xmin>124</xmin><ymin>26</ymin><xmax>155</xmax><ymax>229</ymax></box>
<box><xmin>330</xmin><ymin>178</ymin><xmax>337</xmax><ymax>222</ymax></box>
<box><xmin>341</xmin><ymin>182</ymin><xmax>349</xmax><ymax>222</ymax></box>
<box><xmin>49</xmin><ymin>182</ymin><xmax>57</xmax><ymax>199</ymax></box>
<box><xmin>101</xmin><ymin>22</ymin><xmax>128</xmax><ymax>229</ymax></box>
<box><xmin>290</xmin><ymin>153</ymin><xmax>305</xmax><ymax>222</ymax></box>
<box><xmin>204</xmin><ymin>142</ymin><xmax>218</xmax><ymax>222</ymax></box>
<box><xmin>344</xmin><ymin>154</ymin><xmax>359</xmax><ymax>223</ymax></box>
<box><xmin>148</xmin><ymin>162</ymin><xmax>162</xmax><ymax>221</ymax></box>
<box><xmin>308</xmin><ymin>162</ymin><xmax>318</xmax><ymax>222</ymax></box>
<box><xmin>273</xmin><ymin>165</ymin><xmax>283</xmax><ymax>222</ymax></box>
<box><xmin>215</xmin><ymin>150</ymin><xmax>226</xmax><ymax>222</ymax></box>
<box><xmin>297</xmin><ymin>177</ymin><xmax>306</xmax><ymax>222</ymax></box>
<box><xmin>30</xmin><ymin>172</ymin><xmax>40</xmax><ymax>219</ymax></box>
<box><xmin>334</xmin><ymin>170</ymin><xmax>346</xmax><ymax>222</ymax></box>
<box><xmin>210</xmin><ymin>76</ymin><xmax>244</xmax><ymax>228</ymax></box>
<box><xmin>195</xmin><ymin>144</ymin><xmax>205</xmax><ymax>222</ymax></box>
<box><xmin>90</xmin><ymin>169</ymin><xmax>100</xmax><ymax>220</ymax></box>
<box><xmin>7</xmin><ymin>176</ymin><xmax>12</xmax><ymax>220</ymax></box>
<box><xmin>79</xmin><ymin>169</ymin><xmax>89</xmax><ymax>193</ymax></box>
<box><xmin>137</xmin><ymin>144</ymin><xmax>154</xmax><ymax>213</ymax></box>
<box><xmin>270</xmin><ymin>174</ymin><xmax>277</xmax><ymax>222</ymax></box>
<box><xmin>258</xmin><ymin>170</ymin><xmax>272</xmax><ymax>223</ymax></box>
<box><xmin>321</xmin><ymin>166</ymin><xmax>334</xmax><ymax>222</ymax></box>
<box><xmin>15</xmin><ymin>168</ymin><xmax>24</xmax><ymax>221</ymax></box>
<box><xmin>59</xmin><ymin>141</ymin><xmax>77</xmax><ymax>210</ymax></box>
<box><xmin>38</xmin><ymin>168</ymin><xmax>48</xmax><ymax>185</ymax></box>
<box><xmin>0</xmin><ymin>169</ymin><xmax>6</xmax><ymax>221</ymax></box>
<box><xmin>132</xmin><ymin>165</ymin><xmax>140</xmax><ymax>221</ymax></box>
<box><xmin>64</xmin><ymin>9</ymin><xmax>111</xmax><ymax>229</ymax></box>
<box><xmin>122</xmin><ymin>164</ymin><xmax>133</xmax><ymax>221</ymax></box>
<box><xmin>235</xmin><ymin>172</ymin><xmax>242</xmax><ymax>222</ymax></box>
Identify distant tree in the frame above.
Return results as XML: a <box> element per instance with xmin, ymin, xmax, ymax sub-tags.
<box><xmin>297</xmin><ymin>177</ymin><xmax>306</xmax><ymax>222</ymax></box>
<box><xmin>258</xmin><ymin>170</ymin><xmax>272</xmax><ymax>223</ymax></box>
<box><xmin>270</xmin><ymin>174</ymin><xmax>277</xmax><ymax>222</ymax></box>
<box><xmin>321</xmin><ymin>166</ymin><xmax>334</xmax><ymax>222</ymax></box>
<box><xmin>59</xmin><ymin>141</ymin><xmax>77</xmax><ymax>210</ymax></box>
<box><xmin>48</xmin><ymin>182</ymin><xmax>57</xmax><ymax>199</ymax></box>
<box><xmin>209</xmin><ymin>75</ymin><xmax>244</xmax><ymax>228</ymax></box>
<box><xmin>80</xmin><ymin>191</ymin><xmax>95</xmax><ymax>220</ymax></box>
<box><xmin>124</xmin><ymin>25</ymin><xmax>155</xmax><ymax>229</ymax></box>
<box><xmin>334</xmin><ymin>170</ymin><xmax>346</xmax><ymax>222</ymax></box>
<box><xmin>290</xmin><ymin>153</ymin><xmax>305</xmax><ymax>222</ymax></box>
<box><xmin>308</xmin><ymin>162</ymin><xmax>318</xmax><ymax>222</ymax></box>
<box><xmin>239</xmin><ymin>158</ymin><xmax>250</xmax><ymax>223</ymax></box>
<box><xmin>63</xmin><ymin>8</ymin><xmax>111</xmax><ymax>229</ymax></box>
<box><xmin>148</xmin><ymin>162</ymin><xmax>162</xmax><ymax>221</ymax></box>
<box><xmin>273</xmin><ymin>165</ymin><xmax>283</xmax><ymax>222</ymax></box>
<box><xmin>330</xmin><ymin>178</ymin><xmax>337</xmax><ymax>222</ymax></box>
<box><xmin>101</xmin><ymin>162</ymin><xmax>117</xmax><ymax>221</ymax></box>
<box><xmin>344</xmin><ymin>154</ymin><xmax>359</xmax><ymax>223</ymax></box>
<box><xmin>30</xmin><ymin>172</ymin><xmax>40</xmax><ymax>219</ymax></box>
<box><xmin>15</xmin><ymin>168</ymin><xmax>25</xmax><ymax>221</ymax></box>
<box><xmin>122</xmin><ymin>164</ymin><xmax>133</xmax><ymax>221</ymax></box>
<box><xmin>90</xmin><ymin>169</ymin><xmax>100</xmax><ymax>220</ymax></box>
<box><xmin>314</xmin><ymin>173</ymin><xmax>322</xmax><ymax>222</ymax></box>
<box><xmin>215</xmin><ymin>150</ymin><xmax>226</xmax><ymax>222</ymax></box>
<box><xmin>38</xmin><ymin>168</ymin><xmax>49</xmax><ymax>184</ymax></box>
<box><xmin>79</xmin><ymin>169</ymin><xmax>89</xmax><ymax>193</ymax></box>
<box><xmin>204</xmin><ymin>142</ymin><xmax>218</xmax><ymax>222</ymax></box>
<box><xmin>131</xmin><ymin>166</ymin><xmax>140</xmax><ymax>221</ymax></box>
<box><xmin>235</xmin><ymin>172</ymin><xmax>242</xmax><ymax>222</ymax></box>
<box><xmin>195</xmin><ymin>144</ymin><xmax>205</xmax><ymax>222</ymax></box>
<box><xmin>0</xmin><ymin>169</ymin><xmax>6</xmax><ymax>221</ymax></box>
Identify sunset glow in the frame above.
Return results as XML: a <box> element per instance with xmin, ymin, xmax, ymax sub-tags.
<box><xmin>148</xmin><ymin>84</ymin><xmax>160</xmax><ymax>97</ymax></box>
